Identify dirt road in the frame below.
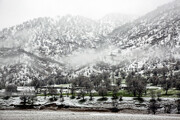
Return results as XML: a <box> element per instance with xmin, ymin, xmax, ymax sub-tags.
<box><xmin>0</xmin><ymin>110</ymin><xmax>180</xmax><ymax>120</ymax></box>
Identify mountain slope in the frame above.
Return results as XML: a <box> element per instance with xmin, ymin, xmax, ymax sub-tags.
<box><xmin>0</xmin><ymin>14</ymin><xmax>133</xmax><ymax>85</ymax></box>
<box><xmin>1</xmin><ymin>0</ymin><xmax>180</xmax><ymax>85</ymax></box>
<box><xmin>107</xmin><ymin>0</ymin><xmax>180</xmax><ymax>70</ymax></box>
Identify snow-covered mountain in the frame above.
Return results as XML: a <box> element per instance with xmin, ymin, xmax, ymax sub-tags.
<box><xmin>107</xmin><ymin>0</ymin><xmax>180</xmax><ymax>71</ymax></box>
<box><xmin>0</xmin><ymin>0</ymin><xmax>180</xmax><ymax>85</ymax></box>
<box><xmin>68</xmin><ymin>0</ymin><xmax>180</xmax><ymax>77</ymax></box>
<box><xmin>0</xmin><ymin>14</ymin><xmax>133</xmax><ymax>85</ymax></box>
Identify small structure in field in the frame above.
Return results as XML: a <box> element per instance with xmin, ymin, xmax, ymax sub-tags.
<box><xmin>17</xmin><ymin>86</ymin><xmax>35</xmax><ymax>93</ymax></box>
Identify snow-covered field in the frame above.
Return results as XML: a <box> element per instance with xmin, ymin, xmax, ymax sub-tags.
<box><xmin>0</xmin><ymin>96</ymin><xmax>178</xmax><ymax>113</ymax></box>
<box><xmin>0</xmin><ymin>96</ymin><xmax>177</xmax><ymax>108</ymax></box>
<box><xmin>0</xmin><ymin>110</ymin><xmax>180</xmax><ymax>120</ymax></box>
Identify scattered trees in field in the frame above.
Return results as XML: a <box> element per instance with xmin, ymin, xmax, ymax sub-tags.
<box><xmin>112</xmin><ymin>86</ymin><xmax>119</xmax><ymax>99</ymax></box>
<box><xmin>119</xmin><ymin>95</ymin><xmax>123</xmax><ymax>101</ymax></box>
<box><xmin>157</xmin><ymin>91</ymin><xmax>161</xmax><ymax>101</ymax></box>
<box><xmin>90</xmin><ymin>74</ymin><xmax>101</xmax><ymax>90</ymax></box>
<box><xmin>47</xmin><ymin>79</ymin><xmax>54</xmax><ymax>86</ymax></box>
<box><xmin>71</xmin><ymin>73</ymin><xmax>112</xmax><ymax>100</ymax></box>
<box><xmin>126</xmin><ymin>73</ymin><xmax>147</xmax><ymax>98</ymax></box>
<box><xmin>116</xmin><ymin>78</ymin><xmax>122</xmax><ymax>87</ymax></box>
<box><xmin>80</xmin><ymin>89</ymin><xmax>86</xmax><ymax>101</ymax></box>
<box><xmin>176</xmin><ymin>99</ymin><xmax>180</xmax><ymax>114</ymax></box>
<box><xmin>59</xmin><ymin>88</ymin><xmax>63</xmax><ymax>98</ymax></box>
<box><xmin>30</xmin><ymin>78</ymin><xmax>41</xmax><ymax>91</ymax></box>
<box><xmin>0</xmin><ymin>81</ymin><xmax>5</xmax><ymax>90</ymax></box>
<box><xmin>173</xmin><ymin>72</ymin><xmax>180</xmax><ymax>90</ymax></box>
<box><xmin>43</xmin><ymin>89</ymin><xmax>47</xmax><ymax>99</ymax></box>
<box><xmin>148</xmin><ymin>100</ymin><xmax>159</xmax><ymax>114</ymax></box>
<box><xmin>55</xmin><ymin>75</ymin><xmax>69</xmax><ymax>84</ymax></box>
<box><xmin>70</xmin><ymin>85</ymin><xmax>75</xmax><ymax>99</ymax></box>
<box><xmin>20</xmin><ymin>95</ymin><xmax>29</xmax><ymax>106</ymax></box>
<box><xmin>120</xmin><ymin>70</ymin><xmax>127</xmax><ymax>79</ymax></box>
<box><xmin>164</xmin><ymin>104</ymin><xmax>172</xmax><ymax>113</ymax></box>
<box><xmin>176</xmin><ymin>93</ymin><xmax>180</xmax><ymax>114</ymax></box>
<box><xmin>77</xmin><ymin>92</ymin><xmax>81</xmax><ymax>99</ymax></box>
<box><xmin>160</xmin><ymin>76</ymin><xmax>172</xmax><ymax>95</ymax></box>
<box><xmin>48</xmin><ymin>87</ymin><xmax>57</xmax><ymax>101</ymax></box>
<box><xmin>98</xmin><ymin>87</ymin><xmax>108</xmax><ymax>100</ymax></box>
<box><xmin>176</xmin><ymin>80</ymin><xmax>180</xmax><ymax>90</ymax></box>
<box><xmin>148</xmin><ymin>90</ymin><xmax>159</xmax><ymax>114</ymax></box>
<box><xmin>20</xmin><ymin>95</ymin><xmax>36</xmax><ymax>106</ymax></box>
<box><xmin>2</xmin><ymin>61</ymin><xmax>180</xmax><ymax>114</ymax></box>
<box><xmin>87</xmin><ymin>82</ymin><xmax>94</xmax><ymax>100</ymax></box>
<box><xmin>59</xmin><ymin>88</ymin><xmax>64</xmax><ymax>102</ymax></box>
<box><xmin>149</xmin><ymin>76</ymin><xmax>159</xmax><ymax>86</ymax></box>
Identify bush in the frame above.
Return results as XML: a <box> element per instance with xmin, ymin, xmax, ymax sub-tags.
<box><xmin>98</xmin><ymin>87</ymin><xmax>107</xmax><ymax>99</ymax></box>
<box><xmin>126</xmin><ymin>74</ymin><xmax>147</xmax><ymax>97</ymax></box>
<box><xmin>78</xmin><ymin>99</ymin><xmax>87</xmax><ymax>103</ymax></box>
<box><xmin>176</xmin><ymin>99</ymin><xmax>180</xmax><ymax>114</ymax></box>
<box><xmin>48</xmin><ymin>88</ymin><xmax>57</xmax><ymax>96</ymax></box>
<box><xmin>119</xmin><ymin>95</ymin><xmax>123</xmax><ymax>101</ymax></box>
<box><xmin>112</xmin><ymin>86</ymin><xmax>119</xmax><ymax>100</ymax></box>
<box><xmin>89</xmin><ymin>98</ymin><xmax>94</xmax><ymax>101</ymax></box>
<box><xmin>3</xmin><ymin>96</ymin><xmax>10</xmax><ymax>100</ymax></box>
<box><xmin>0</xmin><ymin>82</ymin><xmax>5</xmax><ymax>90</ymax></box>
<box><xmin>70</xmin><ymin>96</ymin><xmax>75</xmax><ymax>99</ymax></box>
<box><xmin>164</xmin><ymin>104</ymin><xmax>172</xmax><ymax>114</ymax></box>
<box><xmin>157</xmin><ymin>91</ymin><xmax>161</xmax><ymax>101</ymax></box>
<box><xmin>148</xmin><ymin>99</ymin><xmax>159</xmax><ymax>114</ymax></box>
<box><xmin>110</xmin><ymin>107</ymin><xmax>120</xmax><ymax>112</ymax></box>
<box><xmin>5</xmin><ymin>84</ymin><xmax>17</xmax><ymax>92</ymax></box>
<box><xmin>49</xmin><ymin>97</ymin><xmax>57</xmax><ymax>102</ymax></box>
<box><xmin>133</xmin><ymin>97</ymin><xmax>144</xmax><ymax>103</ymax></box>
<box><xmin>150</xmin><ymin>98</ymin><xmax>156</xmax><ymax>102</ymax></box>
<box><xmin>97</xmin><ymin>97</ymin><xmax>108</xmax><ymax>101</ymax></box>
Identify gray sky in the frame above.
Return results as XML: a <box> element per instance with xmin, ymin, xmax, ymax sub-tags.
<box><xmin>0</xmin><ymin>0</ymin><xmax>174</xmax><ymax>30</ymax></box>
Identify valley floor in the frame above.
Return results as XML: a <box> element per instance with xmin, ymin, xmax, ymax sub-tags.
<box><xmin>0</xmin><ymin>110</ymin><xmax>180</xmax><ymax>120</ymax></box>
<box><xmin>0</xmin><ymin>96</ymin><xmax>179</xmax><ymax>114</ymax></box>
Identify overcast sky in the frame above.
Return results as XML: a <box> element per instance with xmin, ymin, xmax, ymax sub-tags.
<box><xmin>0</xmin><ymin>0</ymin><xmax>174</xmax><ymax>30</ymax></box>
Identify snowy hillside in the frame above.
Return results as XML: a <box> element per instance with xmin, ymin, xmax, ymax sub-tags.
<box><xmin>108</xmin><ymin>0</ymin><xmax>180</xmax><ymax>71</ymax></box>
<box><xmin>0</xmin><ymin>0</ymin><xmax>180</xmax><ymax>85</ymax></box>
<box><xmin>0</xmin><ymin>14</ymin><xmax>133</xmax><ymax>85</ymax></box>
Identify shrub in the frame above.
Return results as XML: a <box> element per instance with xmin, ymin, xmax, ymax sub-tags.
<box><xmin>176</xmin><ymin>99</ymin><xmax>180</xmax><ymax>114</ymax></box>
<box><xmin>5</xmin><ymin>84</ymin><xmax>17</xmax><ymax>92</ymax></box>
<box><xmin>49</xmin><ymin>97</ymin><xmax>57</xmax><ymax>102</ymax></box>
<box><xmin>133</xmin><ymin>97</ymin><xmax>144</xmax><ymax>103</ymax></box>
<box><xmin>119</xmin><ymin>95</ymin><xmax>123</xmax><ymax>101</ymax></box>
<box><xmin>78</xmin><ymin>99</ymin><xmax>87</xmax><ymax>104</ymax></box>
<box><xmin>148</xmin><ymin>99</ymin><xmax>159</xmax><ymax>114</ymax></box>
<box><xmin>97</xmin><ymin>97</ymin><xmax>108</xmax><ymax>101</ymax></box>
<box><xmin>70</xmin><ymin>96</ymin><xmax>75</xmax><ymax>99</ymax></box>
<box><xmin>3</xmin><ymin>96</ymin><xmax>10</xmax><ymax>100</ymax></box>
<box><xmin>98</xmin><ymin>87</ymin><xmax>107</xmax><ymax>99</ymax></box>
